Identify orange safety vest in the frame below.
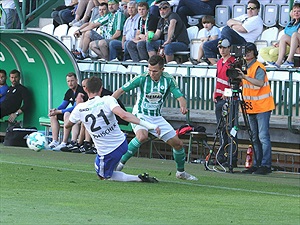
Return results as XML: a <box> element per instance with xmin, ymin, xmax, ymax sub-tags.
<box><xmin>242</xmin><ymin>61</ymin><xmax>275</xmax><ymax>114</ymax></box>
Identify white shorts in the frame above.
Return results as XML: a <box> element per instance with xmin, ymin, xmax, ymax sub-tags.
<box><xmin>132</xmin><ymin>114</ymin><xmax>176</xmax><ymax>142</ymax></box>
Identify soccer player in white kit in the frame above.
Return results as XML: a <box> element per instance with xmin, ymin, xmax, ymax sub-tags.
<box><xmin>113</xmin><ymin>55</ymin><xmax>198</xmax><ymax>181</ymax></box>
<box><xmin>65</xmin><ymin>76</ymin><xmax>160</xmax><ymax>182</ymax></box>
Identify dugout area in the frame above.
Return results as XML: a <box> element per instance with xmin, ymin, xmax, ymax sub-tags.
<box><xmin>0</xmin><ymin>29</ymin><xmax>80</xmax><ymax>131</ymax></box>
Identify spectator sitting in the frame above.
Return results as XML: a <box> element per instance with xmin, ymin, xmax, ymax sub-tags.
<box><xmin>72</xmin><ymin>2</ymin><xmax>109</xmax><ymax>60</ymax></box>
<box><xmin>68</xmin><ymin>0</ymin><xmax>90</xmax><ymax>26</ymax></box>
<box><xmin>266</xmin><ymin>3</ymin><xmax>300</xmax><ymax>68</ymax></box>
<box><xmin>109</xmin><ymin>1</ymin><xmax>140</xmax><ymax>61</ymax></box>
<box><xmin>51</xmin><ymin>0</ymin><xmax>78</xmax><ymax>27</ymax></box>
<box><xmin>48</xmin><ymin>72</ymin><xmax>87</xmax><ymax>151</ymax></box>
<box><xmin>176</xmin><ymin>0</ymin><xmax>222</xmax><ymax>28</ymax></box>
<box><xmin>146</xmin><ymin>1</ymin><xmax>189</xmax><ymax>63</ymax></box>
<box><xmin>0</xmin><ymin>70</ymin><xmax>9</xmax><ymax>103</ymax></box>
<box><xmin>190</xmin><ymin>15</ymin><xmax>220</xmax><ymax>65</ymax></box>
<box><xmin>89</xmin><ymin>0</ymin><xmax>126</xmax><ymax>61</ymax></box>
<box><xmin>203</xmin><ymin>0</ymin><xmax>263</xmax><ymax>65</ymax></box>
<box><xmin>127</xmin><ymin>2</ymin><xmax>159</xmax><ymax>62</ymax></box>
<box><xmin>0</xmin><ymin>69</ymin><xmax>30</xmax><ymax>123</ymax></box>
<box><xmin>70</xmin><ymin>0</ymin><xmax>101</xmax><ymax>27</ymax></box>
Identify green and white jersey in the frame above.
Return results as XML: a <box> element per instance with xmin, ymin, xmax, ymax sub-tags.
<box><xmin>122</xmin><ymin>72</ymin><xmax>184</xmax><ymax>116</ymax></box>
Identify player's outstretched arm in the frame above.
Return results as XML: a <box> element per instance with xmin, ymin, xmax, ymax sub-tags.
<box><xmin>112</xmin><ymin>106</ymin><xmax>161</xmax><ymax>135</ymax></box>
<box><xmin>177</xmin><ymin>96</ymin><xmax>188</xmax><ymax>115</ymax></box>
<box><xmin>112</xmin><ymin>88</ymin><xmax>125</xmax><ymax>100</ymax></box>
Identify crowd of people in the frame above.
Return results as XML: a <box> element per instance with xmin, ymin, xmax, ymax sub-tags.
<box><xmin>2</xmin><ymin>0</ymin><xmax>299</xmax><ymax>67</ymax></box>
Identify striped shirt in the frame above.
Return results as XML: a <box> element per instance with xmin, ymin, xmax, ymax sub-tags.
<box><xmin>121</xmin><ymin>72</ymin><xmax>184</xmax><ymax>116</ymax></box>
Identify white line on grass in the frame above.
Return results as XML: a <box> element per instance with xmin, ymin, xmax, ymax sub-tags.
<box><xmin>1</xmin><ymin>160</ymin><xmax>299</xmax><ymax>198</ymax></box>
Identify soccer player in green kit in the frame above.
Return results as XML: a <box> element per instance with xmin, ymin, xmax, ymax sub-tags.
<box><xmin>113</xmin><ymin>55</ymin><xmax>198</xmax><ymax>180</ymax></box>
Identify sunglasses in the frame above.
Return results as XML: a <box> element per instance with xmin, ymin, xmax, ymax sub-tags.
<box><xmin>159</xmin><ymin>6</ymin><xmax>169</xmax><ymax>10</ymax></box>
<box><xmin>247</xmin><ymin>7</ymin><xmax>257</xmax><ymax>10</ymax></box>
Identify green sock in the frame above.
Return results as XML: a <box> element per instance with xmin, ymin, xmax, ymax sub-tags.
<box><xmin>173</xmin><ymin>148</ymin><xmax>186</xmax><ymax>172</ymax></box>
<box><xmin>121</xmin><ymin>137</ymin><xmax>141</xmax><ymax>164</ymax></box>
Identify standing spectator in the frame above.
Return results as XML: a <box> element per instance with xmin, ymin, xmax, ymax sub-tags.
<box><xmin>109</xmin><ymin>1</ymin><xmax>140</xmax><ymax>61</ymax></box>
<box><xmin>72</xmin><ymin>2</ymin><xmax>109</xmax><ymax>60</ymax></box>
<box><xmin>214</xmin><ymin>39</ymin><xmax>238</xmax><ymax>167</ymax></box>
<box><xmin>113</xmin><ymin>55</ymin><xmax>198</xmax><ymax>181</ymax></box>
<box><xmin>48</xmin><ymin>72</ymin><xmax>87</xmax><ymax>151</ymax></box>
<box><xmin>190</xmin><ymin>15</ymin><xmax>220</xmax><ymax>64</ymax></box>
<box><xmin>267</xmin><ymin>3</ymin><xmax>300</xmax><ymax>68</ymax></box>
<box><xmin>66</xmin><ymin>76</ymin><xmax>160</xmax><ymax>182</ymax></box>
<box><xmin>51</xmin><ymin>0</ymin><xmax>78</xmax><ymax>27</ymax></box>
<box><xmin>0</xmin><ymin>0</ymin><xmax>18</xmax><ymax>29</ymax></box>
<box><xmin>238</xmin><ymin>43</ymin><xmax>275</xmax><ymax>175</ymax></box>
<box><xmin>0</xmin><ymin>69</ymin><xmax>30</xmax><ymax>123</ymax></box>
<box><xmin>0</xmin><ymin>70</ymin><xmax>9</xmax><ymax>103</ymax></box>
<box><xmin>203</xmin><ymin>0</ymin><xmax>263</xmax><ymax>65</ymax></box>
<box><xmin>146</xmin><ymin>1</ymin><xmax>189</xmax><ymax>63</ymax></box>
<box><xmin>89</xmin><ymin>0</ymin><xmax>126</xmax><ymax>60</ymax></box>
<box><xmin>176</xmin><ymin>0</ymin><xmax>221</xmax><ymax>28</ymax></box>
<box><xmin>127</xmin><ymin>2</ymin><xmax>159</xmax><ymax>62</ymax></box>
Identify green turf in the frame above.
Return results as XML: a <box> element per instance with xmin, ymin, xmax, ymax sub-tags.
<box><xmin>0</xmin><ymin>145</ymin><xmax>299</xmax><ymax>225</ymax></box>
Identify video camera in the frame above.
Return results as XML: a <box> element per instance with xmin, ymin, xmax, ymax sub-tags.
<box><xmin>226</xmin><ymin>45</ymin><xmax>247</xmax><ymax>87</ymax></box>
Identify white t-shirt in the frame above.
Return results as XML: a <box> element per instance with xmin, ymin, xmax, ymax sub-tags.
<box><xmin>233</xmin><ymin>14</ymin><xmax>263</xmax><ymax>43</ymax></box>
<box><xmin>198</xmin><ymin>26</ymin><xmax>221</xmax><ymax>39</ymax></box>
<box><xmin>69</xmin><ymin>95</ymin><xmax>126</xmax><ymax>156</ymax></box>
<box><xmin>2</xmin><ymin>0</ymin><xmax>15</xmax><ymax>9</ymax></box>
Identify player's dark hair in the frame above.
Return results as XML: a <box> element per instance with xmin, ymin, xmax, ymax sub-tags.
<box><xmin>86</xmin><ymin>76</ymin><xmax>102</xmax><ymax>93</ymax></box>
<box><xmin>66</xmin><ymin>72</ymin><xmax>77</xmax><ymax>79</ymax></box>
<box><xmin>0</xmin><ymin>69</ymin><xmax>7</xmax><ymax>77</ymax></box>
<box><xmin>149</xmin><ymin>55</ymin><xmax>164</xmax><ymax>68</ymax></box>
<box><xmin>10</xmin><ymin>69</ymin><xmax>20</xmax><ymax>78</ymax></box>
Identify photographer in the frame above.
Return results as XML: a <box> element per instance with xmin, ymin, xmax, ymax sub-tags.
<box><xmin>237</xmin><ymin>43</ymin><xmax>275</xmax><ymax>175</ymax></box>
<box><xmin>214</xmin><ymin>39</ymin><xmax>238</xmax><ymax>167</ymax></box>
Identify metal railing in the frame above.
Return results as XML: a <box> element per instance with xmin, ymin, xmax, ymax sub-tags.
<box><xmin>79</xmin><ymin>61</ymin><xmax>300</xmax><ymax>134</ymax></box>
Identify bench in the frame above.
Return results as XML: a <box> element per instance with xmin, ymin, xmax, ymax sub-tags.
<box><xmin>38</xmin><ymin>107</ymin><xmax>134</xmax><ymax>142</ymax></box>
<box><xmin>39</xmin><ymin>116</ymin><xmax>64</xmax><ymax>142</ymax></box>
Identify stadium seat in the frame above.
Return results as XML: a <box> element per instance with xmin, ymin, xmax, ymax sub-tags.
<box><xmin>271</xmin><ymin>0</ymin><xmax>288</xmax><ymax>3</ymax></box>
<box><xmin>232</xmin><ymin>3</ymin><xmax>247</xmax><ymax>18</ymax></box>
<box><xmin>53</xmin><ymin>24</ymin><xmax>68</xmax><ymax>40</ymax></box>
<box><xmin>279</xmin><ymin>4</ymin><xmax>290</xmax><ymax>27</ymax></box>
<box><xmin>215</xmin><ymin>5</ymin><xmax>231</xmax><ymax>27</ymax></box>
<box><xmin>174</xmin><ymin>26</ymin><xmax>199</xmax><ymax>60</ymax></box>
<box><xmin>263</xmin><ymin>3</ymin><xmax>279</xmax><ymax>27</ymax></box>
<box><xmin>61</xmin><ymin>26</ymin><xmax>79</xmax><ymax>51</ymax></box>
<box><xmin>40</xmin><ymin>24</ymin><xmax>54</xmax><ymax>35</ymax></box>
<box><xmin>255</xmin><ymin>26</ymin><xmax>279</xmax><ymax>47</ymax></box>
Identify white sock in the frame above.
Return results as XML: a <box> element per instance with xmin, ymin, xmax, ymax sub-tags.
<box><xmin>110</xmin><ymin>171</ymin><xmax>141</xmax><ymax>182</ymax></box>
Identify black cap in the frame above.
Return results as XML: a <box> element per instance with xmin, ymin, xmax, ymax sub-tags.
<box><xmin>246</xmin><ymin>42</ymin><xmax>258</xmax><ymax>57</ymax></box>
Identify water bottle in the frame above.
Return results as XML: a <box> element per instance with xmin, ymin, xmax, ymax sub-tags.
<box><xmin>245</xmin><ymin>145</ymin><xmax>253</xmax><ymax>168</ymax></box>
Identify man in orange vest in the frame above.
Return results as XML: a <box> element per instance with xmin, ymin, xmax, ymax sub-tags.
<box><xmin>237</xmin><ymin>42</ymin><xmax>275</xmax><ymax>175</ymax></box>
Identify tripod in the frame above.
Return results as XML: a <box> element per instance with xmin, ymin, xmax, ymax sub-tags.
<box><xmin>205</xmin><ymin>84</ymin><xmax>256</xmax><ymax>173</ymax></box>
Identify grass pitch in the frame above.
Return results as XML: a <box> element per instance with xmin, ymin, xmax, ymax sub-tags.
<box><xmin>0</xmin><ymin>144</ymin><xmax>299</xmax><ymax>225</ymax></box>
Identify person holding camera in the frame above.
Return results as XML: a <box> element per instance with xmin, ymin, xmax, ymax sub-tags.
<box><xmin>237</xmin><ymin>43</ymin><xmax>275</xmax><ymax>175</ymax></box>
<box><xmin>213</xmin><ymin>39</ymin><xmax>238</xmax><ymax>167</ymax></box>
